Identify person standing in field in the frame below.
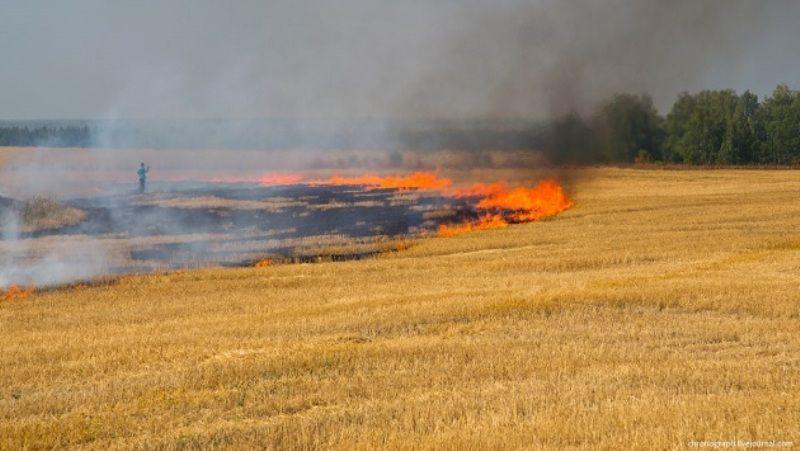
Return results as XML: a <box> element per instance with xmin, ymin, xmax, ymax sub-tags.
<box><xmin>137</xmin><ymin>162</ymin><xmax>150</xmax><ymax>193</ymax></box>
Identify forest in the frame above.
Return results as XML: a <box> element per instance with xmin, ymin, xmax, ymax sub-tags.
<box><xmin>550</xmin><ymin>84</ymin><xmax>800</xmax><ymax>165</ymax></box>
<box><xmin>0</xmin><ymin>125</ymin><xmax>90</xmax><ymax>148</ymax></box>
<box><xmin>2</xmin><ymin>84</ymin><xmax>799</xmax><ymax>165</ymax></box>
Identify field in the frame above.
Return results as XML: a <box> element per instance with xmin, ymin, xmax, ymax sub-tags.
<box><xmin>2</xmin><ymin>167</ymin><xmax>800</xmax><ymax>448</ymax></box>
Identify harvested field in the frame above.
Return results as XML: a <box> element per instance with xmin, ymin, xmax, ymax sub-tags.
<box><xmin>1</xmin><ymin>181</ymin><xmax>471</xmax><ymax>280</ymax></box>
<box><xmin>1</xmin><ymin>167</ymin><xmax>799</xmax><ymax>448</ymax></box>
<box><xmin>0</xmin><ymin>147</ymin><xmax>572</xmax><ymax>286</ymax></box>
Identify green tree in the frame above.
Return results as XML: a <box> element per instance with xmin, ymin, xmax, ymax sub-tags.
<box><xmin>665</xmin><ymin>89</ymin><xmax>740</xmax><ymax>164</ymax></box>
<box><xmin>592</xmin><ymin>93</ymin><xmax>665</xmax><ymax>163</ymax></box>
<box><xmin>718</xmin><ymin>91</ymin><xmax>759</xmax><ymax>164</ymax></box>
<box><xmin>757</xmin><ymin>84</ymin><xmax>800</xmax><ymax>164</ymax></box>
<box><xmin>664</xmin><ymin>92</ymin><xmax>694</xmax><ymax>162</ymax></box>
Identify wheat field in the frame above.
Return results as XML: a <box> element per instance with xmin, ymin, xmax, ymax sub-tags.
<box><xmin>2</xmin><ymin>168</ymin><xmax>799</xmax><ymax>449</ymax></box>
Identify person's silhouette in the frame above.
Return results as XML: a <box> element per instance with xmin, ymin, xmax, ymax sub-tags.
<box><xmin>137</xmin><ymin>162</ymin><xmax>150</xmax><ymax>193</ymax></box>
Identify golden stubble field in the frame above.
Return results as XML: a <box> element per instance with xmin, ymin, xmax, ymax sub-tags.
<box><xmin>1</xmin><ymin>167</ymin><xmax>800</xmax><ymax>449</ymax></box>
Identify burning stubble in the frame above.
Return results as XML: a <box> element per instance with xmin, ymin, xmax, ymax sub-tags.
<box><xmin>0</xmin><ymin>157</ymin><xmax>574</xmax><ymax>289</ymax></box>
<box><xmin>9</xmin><ymin>0</ymin><xmax>791</xmax><ymax>288</ymax></box>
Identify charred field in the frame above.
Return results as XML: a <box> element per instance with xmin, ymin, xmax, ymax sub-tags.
<box><xmin>1</xmin><ymin>178</ymin><xmax>562</xmax><ymax>285</ymax></box>
<box><xmin>4</xmin><ymin>0</ymin><xmax>800</xmax><ymax>447</ymax></box>
<box><xmin>0</xmin><ymin>149</ymin><xmax>573</xmax><ymax>287</ymax></box>
<box><xmin>2</xmin><ymin>160</ymin><xmax>800</xmax><ymax>449</ymax></box>
<box><xmin>24</xmin><ymin>182</ymin><xmax>462</xmax><ymax>270</ymax></box>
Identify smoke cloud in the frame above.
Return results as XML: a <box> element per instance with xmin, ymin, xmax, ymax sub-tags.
<box><xmin>2</xmin><ymin>0</ymin><xmax>800</xmax><ymax>288</ymax></box>
<box><xmin>0</xmin><ymin>206</ymin><xmax>111</xmax><ymax>288</ymax></box>
<box><xmin>1</xmin><ymin>0</ymin><xmax>799</xmax><ymax>121</ymax></box>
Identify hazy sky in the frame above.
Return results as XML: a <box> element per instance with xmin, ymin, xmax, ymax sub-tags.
<box><xmin>2</xmin><ymin>0</ymin><xmax>799</xmax><ymax>120</ymax></box>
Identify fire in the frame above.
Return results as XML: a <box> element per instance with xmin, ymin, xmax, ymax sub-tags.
<box><xmin>476</xmin><ymin>179</ymin><xmax>574</xmax><ymax>221</ymax></box>
<box><xmin>254</xmin><ymin>258</ymin><xmax>272</xmax><ymax>268</ymax></box>
<box><xmin>2</xmin><ymin>285</ymin><xmax>32</xmax><ymax>302</ymax></box>
<box><xmin>211</xmin><ymin>172</ymin><xmax>305</xmax><ymax>186</ymax></box>
<box><xmin>451</xmin><ymin>182</ymin><xmax>509</xmax><ymax>198</ymax></box>
<box><xmin>258</xmin><ymin>173</ymin><xmax>304</xmax><ymax>186</ymax></box>
<box><xmin>208</xmin><ymin>168</ymin><xmax>572</xmax><ymax>239</ymax></box>
<box><xmin>437</xmin><ymin>214</ymin><xmax>508</xmax><ymax>237</ymax></box>
<box><xmin>316</xmin><ymin>171</ymin><xmax>452</xmax><ymax>190</ymax></box>
<box><xmin>438</xmin><ymin>179</ymin><xmax>574</xmax><ymax>237</ymax></box>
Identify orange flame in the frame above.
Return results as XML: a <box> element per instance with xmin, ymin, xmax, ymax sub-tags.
<box><xmin>316</xmin><ymin>171</ymin><xmax>452</xmax><ymax>190</ymax></box>
<box><xmin>258</xmin><ymin>173</ymin><xmax>304</xmax><ymax>186</ymax></box>
<box><xmin>437</xmin><ymin>214</ymin><xmax>508</xmax><ymax>237</ymax></box>
<box><xmin>438</xmin><ymin>180</ymin><xmax>573</xmax><ymax>237</ymax></box>
<box><xmin>451</xmin><ymin>182</ymin><xmax>509</xmax><ymax>198</ymax></box>
<box><xmin>476</xmin><ymin>179</ymin><xmax>574</xmax><ymax>221</ymax></box>
<box><xmin>254</xmin><ymin>258</ymin><xmax>272</xmax><ymax>268</ymax></box>
<box><xmin>2</xmin><ymin>285</ymin><xmax>32</xmax><ymax>302</ymax></box>
<box><xmin>211</xmin><ymin>172</ymin><xmax>305</xmax><ymax>186</ymax></box>
<box><xmin>206</xmin><ymin>168</ymin><xmax>572</xmax><ymax>238</ymax></box>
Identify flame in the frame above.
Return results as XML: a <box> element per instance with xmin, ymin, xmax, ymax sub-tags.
<box><xmin>206</xmin><ymin>168</ymin><xmax>572</xmax><ymax>238</ymax></box>
<box><xmin>451</xmin><ymin>182</ymin><xmax>509</xmax><ymax>198</ymax></box>
<box><xmin>2</xmin><ymin>285</ymin><xmax>32</xmax><ymax>302</ymax></box>
<box><xmin>395</xmin><ymin>240</ymin><xmax>410</xmax><ymax>252</ymax></box>
<box><xmin>307</xmin><ymin>172</ymin><xmax>571</xmax><ymax>235</ymax></box>
<box><xmin>316</xmin><ymin>171</ymin><xmax>452</xmax><ymax>190</ymax></box>
<box><xmin>258</xmin><ymin>173</ymin><xmax>304</xmax><ymax>186</ymax></box>
<box><xmin>437</xmin><ymin>214</ymin><xmax>508</xmax><ymax>237</ymax></box>
<box><xmin>476</xmin><ymin>179</ymin><xmax>574</xmax><ymax>221</ymax></box>
<box><xmin>438</xmin><ymin>180</ymin><xmax>573</xmax><ymax>237</ymax></box>
<box><xmin>254</xmin><ymin>258</ymin><xmax>272</xmax><ymax>268</ymax></box>
<box><xmin>210</xmin><ymin>172</ymin><xmax>305</xmax><ymax>186</ymax></box>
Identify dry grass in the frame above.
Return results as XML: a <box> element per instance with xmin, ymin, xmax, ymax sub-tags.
<box><xmin>18</xmin><ymin>195</ymin><xmax>86</xmax><ymax>232</ymax></box>
<box><xmin>2</xmin><ymin>168</ymin><xmax>800</xmax><ymax>448</ymax></box>
<box><xmin>0</xmin><ymin>146</ymin><xmax>544</xmax><ymax>197</ymax></box>
<box><xmin>134</xmin><ymin>195</ymin><xmax>305</xmax><ymax>211</ymax></box>
<box><xmin>0</xmin><ymin>195</ymin><xmax>86</xmax><ymax>233</ymax></box>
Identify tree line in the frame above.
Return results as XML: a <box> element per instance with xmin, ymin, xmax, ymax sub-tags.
<box><xmin>549</xmin><ymin>84</ymin><xmax>800</xmax><ymax>165</ymax></box>
<box><xmin>1</xmin><ymin>85</ymin><xmax>799</xmax><ymax>164</ymax></box>
<box><xmin>0</xmin><ymin>125</ymin><xmax>91</xmax><ymax>147</ymax></box>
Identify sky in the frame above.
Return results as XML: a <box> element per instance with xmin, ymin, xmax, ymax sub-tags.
<box><xmin>1</xmin><ymin>0</ymin><xmax>800</xmax><ymax>120</ymax></box>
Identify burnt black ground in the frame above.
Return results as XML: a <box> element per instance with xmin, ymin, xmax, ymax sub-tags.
<box><xmin>0</xmin><ymin>196</ymin><xmax>17</xmax><ymax>210</ymax></box>
<box><xmin>21</xmin><ymin>183</ymin><xmax>473</xmax><ymax>269</ymax></box>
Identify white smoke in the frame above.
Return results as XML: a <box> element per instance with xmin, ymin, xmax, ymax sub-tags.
<box><xmin>0</xmin><ymin>206</ymin><xmax>110</xmax><ymax>289</ymax></box>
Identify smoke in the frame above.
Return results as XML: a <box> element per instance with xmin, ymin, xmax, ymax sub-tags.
<box><xmin>2</xmin><ymin>0</ymin><xmax>800</xmax><ymax>287</ymax></box>
<box><xmin>3</xmin><ymin>0</ymin><xmax>794</xmax><ymax>152</ymax></box>
<box><xmin>396</xmin><ymin>0</ymin><xmax>800</xmax><ymax>119</ymax></box>
<box><xmin>5</xmin><ymin>1</ymin><xmax>799</xmax><ymax>121</ymax></box>
<box><xmin>0</xmin><ymin>205</ymin><xmax>110</xmax><ymax>288</ymax></box>
<box><xmin>2</xmin><ymin>0</ymin><xmax>797</xmax><ymax>149</ymax></box>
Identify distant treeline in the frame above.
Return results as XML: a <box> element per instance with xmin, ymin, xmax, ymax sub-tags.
<box><xmin>0</xmin><ymin>119</ymin><xmax>545</xmax><ymax>151</ymax></box>
<box><xmin>550</xmin><ymin>84</ymin><xmax>800</xmax><ymax>165</ymax></box>
<box><xmin>2</xmin><ymin>84</ymin><xmax>799</xmax><ymax>165</ymax></box>
<box><xmin>0</xmin><ymin>125</ymin><xmax>91</xmax><ymax>147</ymax></box>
